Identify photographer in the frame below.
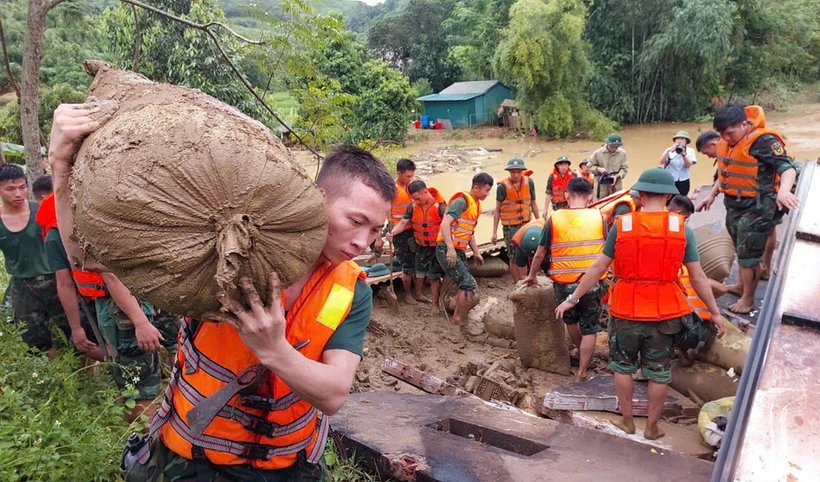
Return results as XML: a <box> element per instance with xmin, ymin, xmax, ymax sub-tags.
<box><xmin>659</xmin><ymin>131</ymin><xmax>697</xmax><ymax>196</ymax></box>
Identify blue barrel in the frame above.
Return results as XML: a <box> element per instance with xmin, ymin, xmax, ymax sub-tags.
<box><xmin>420</xmin><ymin>114</ymin><xmax>430</xmax><ymax>129</ymax></box>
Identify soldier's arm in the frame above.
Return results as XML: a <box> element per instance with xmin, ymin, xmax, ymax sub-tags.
<box><xmin>530</xmin><ymin>179</ymin><xmax>540</xmax><ymax>219</ymax></box>
<box><xmin>752</xmin><ymin>134</ymin><xmax>799</xmax><ymax>209</ymax></box>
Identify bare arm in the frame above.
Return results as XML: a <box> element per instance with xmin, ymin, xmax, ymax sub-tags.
<box><xmin>544</xmin><ymin>194</ymin><xmax>553</xmax><ymax>215</ymax></box>
<box><xmin>262</xmin><ymin>347</ymin><xmax>361</xmax><ymax>415</ymax></box>
<box><xmin>682</xmin><ymin>149</ymin><xmax>695</xmax><ymax>168</ymax></box>
<box><xmin>524</xmin><ymin>245</ymin><xmax>548</xmax><ymax>284</ymax></box>
<box><xmin>439</xmin><ymin>214</ymin><xmax>456</xmax><ymax>250</ymax></box>
<box><xmin>492</xmin><ymin>201</ymin><xmax>502</xmax><ymax>242</ymax></box>
<box><xmin>390</xmin><ymin>218</ymin><xmax>410</xmax><ymax>236</ymax></box>
<box><xmin>660</xmin><ymin>148</ymin><xmax>672</xmax><ymax>165</ymax></box>
<box><xmin>530</xmin><ymin>198</ymin><xmax>540</xmax><ymax>220</ymax></box>
<box><xmin>571</xmin><ymin>254</ymin><xmax>612</xmax><ymax>300</ymax></box>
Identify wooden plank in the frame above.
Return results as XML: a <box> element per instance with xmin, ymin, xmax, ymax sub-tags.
<box><xmin>381</xmin><ymin>358</ymin><xmax>469</xmax><ymax>397</ymax></box>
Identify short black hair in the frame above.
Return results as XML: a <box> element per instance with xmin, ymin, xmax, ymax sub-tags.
<box><xmin>669</xmin><ymin>195</ymin><xmax>695</xmax><ymax>216</ymax></box>
<box><xmin>696</xmin><ymin>131</ymin><xmax>721</xmax><ymax>152</ymax></box>
<box><xmin>567</xmin><ymin>177</ymin><xmax>593</xmax><ymax>195</ymax></box>
<box><xmin>0</xmin><ymin>164</ymin><xmax>25</xmax><ymax>183</ymax></box>
<box><xmin>316</xmin><ymin>145</ymin><xmax>396</xmax><ymax>202</ymax></box>
<box><xmin>396</xmin><ymin>158</ymin><xmax>416</xmax><ymax>173</ymax></box>
<box><xmin>408</xmin><ymin>179</ymin><xmax>428</xmax><ymax>195</ymax></box>
<box><xmin>32</xmin><ymin>174</ymin><xmax>53</xmax><ymax>196</ymax></box>
<box><xmin>471</xmin><ymin>172</ymin><xmax>494</xmax><ymax>188</ymax></box>
<box><xmin>713</xmin><ymin>104</ymin><xmax>747</xmax><ymax>132</ymax></box>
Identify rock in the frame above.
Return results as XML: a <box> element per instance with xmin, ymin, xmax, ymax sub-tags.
<box><xmin>484</xmin><ymin>313</ymin><xmax>516</xmax><ymax>340</ymax></box>
<box><xmin>509</xmin><ymin>278</ymin><xmax>571</xmax><ymax>375</ymax></box>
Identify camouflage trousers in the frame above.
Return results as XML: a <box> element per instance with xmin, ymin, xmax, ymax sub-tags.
<box><xmin>553</xmin><ymin>281</ymin><xmax>604</xmax><ymax>336</ymax></box>
<box><xmin>608</xmin><ymin>316</ymin><xmax>683</xmax><ymax>385</ymax></box>
<box><xmin>674</xmin><ymin>313</ymin><xmax>717</xmax><ymax>354</ymax></box>
<box><xmin>9</xmin><ymin>274</ymin><xmax>68</xmax><ymax>352</ymax></box>
<box><xmin>415</xmin><ymin>245</ymin><xmax>443</xmax><ymax>279</ymax></box>
<box><xmin>725</xmin><ymin>198</ymin><xmax>778</xmax><ymax>267</ymax></box>
<box><xmin>502</xmin><ymin>223</ymin><xmax>525</xmax><ymax>261</ymax></box>
<box><xmin>161</xmin><ymin>447</ymin><xmax>327</xmax><ymax>482</ymax></box>
<box><xmin>393</xmin><ymin>230</ymin><xmax>416</xmax><ymax>274</ymax></box>
<box><xmin>435</xmin><ymin>243</ymin><xmax>476</xmax><ymax>291</ymax></box>
<box><xmin>96</xmin><ymin>297</ymin><xmax>181</xmax><ymax>400</ymax></box>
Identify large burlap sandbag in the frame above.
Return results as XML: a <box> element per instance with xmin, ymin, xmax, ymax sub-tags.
<box><xmin>509</xmin><ymin>278</ymin><xmax>571</xmax><ymax>375</ymax></box>
<box><xmin>671</xmin><ymin>361</ymin><xmax>738</xmax><ymax>403</ymax></box>
<box><xmin>696</xmin><ymin>320</ymin><xmax>751</xmax><ymax>374</ymax></box>
<box><xmin>72</xmin><ymin>61</ymin><xmax>328</xmax><ymax>316</ymax></box>
<box><xmin>693</xmin><ymin>221</ymin><xmax>735</xmax><ymax>282</ymax></box>
<box><xmin>466</xmin><ymin>255</ymin><xmax>508</xmax><ymax>278</ymax></box>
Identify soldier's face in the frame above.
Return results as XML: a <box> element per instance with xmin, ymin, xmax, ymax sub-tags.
<box><xmin>0</xmin><ymin>178</ymin><xmax>28</xmax><ymax>207</ymax></box>
<box><xmin>557</xmin><ymin>164</ymin><xmax>569</xmax><ymax>174</ymax></box>
<box><xmin>397</xmin><ymin>170</ymin><xmax>415</xmax><ymax>186</ymax></box>
<box><xmin>720</xmin><ymin>122</ymin><xmax>750</xmax><ymax>147</ymax></box>
<box><xmin>700</xmin><ymin>140</ymin><xmax>718</xmax><ymax>159</ymax></box>
<box><xmin>508</xmin><ymin>170</ymin><xmax>523</xmax><ymax>182</ymax></box>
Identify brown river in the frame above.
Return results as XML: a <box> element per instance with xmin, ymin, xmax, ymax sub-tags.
<box><xmin>299</xmin><ymin>104</ymin><xmax>820</xmax><ymax>244</ymax></box>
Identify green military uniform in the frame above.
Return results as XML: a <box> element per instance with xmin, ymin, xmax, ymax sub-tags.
<box><xmin>436</xmin><ymin>197</ymin><xmax>477</xmax><ymax>292</ymax></box>
<box><xmin>604</xmin><ymin>169</ymin><xmax>700</xmax><ymax>384</ymax></box>
<box><xmin>724</xmin><ymin>134</ymin><xmax>797</xmax><ymax>267</ymax></box>
<box><xmin>513</xmin><ymin>224</ymin><xmax>544</xmax><ymax>269</ymax></box>
<box><xmin>497</xmin><ymin>177</ymin><xmax>537</xmax><ymax>255</ymax></box>
<box><xmin>392</xmin><ymin>229</ymin><xmax>416</xmax><ymax>275</ymax></box>
<box><xmin>540</xmin><ymin>218</ymin><xmax>604</xmax><ymax>336</ymax></box>
<box><xmin>403</xmin><ymin>203</ymin><xmax>446</xmax><ymax>279</ymax></box>
<box><xmin>0</xmin><ymin>201</ymin><xmax>66</xmax><ymax>351</ymax></box>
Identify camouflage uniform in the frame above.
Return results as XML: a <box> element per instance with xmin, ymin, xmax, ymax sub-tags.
<box><xmin>723</xmin><ymin>134</ymin><xmax>796</xmax><ymax>267</ymax></box>
<box><xmin>674</xmin><ymin>313</ymin><xmax>716</xmax><ymax>353</ymax></box>
<box><xmin>502</xmin><ymin>224</ymin><xmax>525</xmax><ymax>261</ymax></box>
<box><xmin>9</xmin><ymin>274</ymin><xmax>69</xmax><ymax>351</ymax></box>
<box><xmin>608</xmin><ymin>316</ymin><xmax>682</xmax><ymax>385</ymax></box>
<box><xmin>161</xmin><ymin>450</ymin><xmax>327</xmax><ymax>482</ymax></box>
<box><xmin>414</xmin><ymin>246</ymin><xmax>443</xmax><ymax>280</ymax></box>
<box><xmin>435</xmin><ymin>242</ymin><xmax>476</xmax><ymax>291</ymax></box>
<box><xmin>96</xmin><ymin>297</ymin><xmax>180</xmax><ymax>400</ymax></box>
<box><xmin>553</xmin><ymin>281</ymin><xmax>604</xmax><ymax>336</ymax></box>
<box><xmin>392</xmin><ymin>230</ymin><xmax>416</xmax><ymax>275</ymax></box>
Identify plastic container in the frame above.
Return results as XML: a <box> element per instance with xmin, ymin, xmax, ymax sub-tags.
<box><xmin>420</xmin><ymin>114</ymin><xmax>430</xmax><ymax>129</ymax></box>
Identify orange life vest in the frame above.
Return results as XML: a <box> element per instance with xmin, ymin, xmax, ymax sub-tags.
<box><xmin>499</xmin><ymin>176</ymin><xmax>533</xmax><ymax>226</ymax></box>
<box><xmin>35</xmin><ymin>194</ymin><xmax>107</xmax><ymax>299</ymax></box>
<box><xmin>548</xmin><ymin>208</ymin><xmax>607</xmax><ymax>284</ymax></box>
<box><xmin>410</xmin><ymin>188</ymin><xmax>446</xmax><ymax>247</ymax></box>
<box><xmin>591</xmin><ymin>189</ymin><xmax>637</xmax><ymax>227</ymax></box>
<box><xmin>390</xmin><ymin>181</ymin><xmax>413</xmax><ymax>230</ymax></box>
<box><xmin>510</xmin><ymin>217</ymin><xmax>545</xmax><ymax>247</ymax></box>
<box><xmin>609</xmin><ymin>212</ymin><xmax>693</xmax><ymax>321</ymax></box>
<box><xmin>436</xmin><ymin>192</ymin><xmax>481</xmax><ymax>250</ymax></box>
<box><xmin>160</xmin><ymin>261</ymin><xmax>365</xmax><ymax>469</ymax></box>
<box><xmin>716</xmin><ymin>105</ymin><xmax>785</xmax><ymax>199</ymax></box>
<box><xmin>549</xmin><ymin>169</ymin><xmax>575</xmax><ymax>204</ymax></box>
<box><xmin>678</xmin><ymin>265</ymin><xmax>710</xmax><ymax>322</ymax></box>
<box><xmin>577</xmin><ymin>170</ymin><xmax>594</xmax><ymax>185</ymax></box>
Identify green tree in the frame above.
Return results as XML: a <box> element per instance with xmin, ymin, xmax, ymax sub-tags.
<box><xmin>443</xmin><ymin>0</ymin><xmax>514</xmax><ymax>80</ymax></box>
<box><xmin>0</xmin><ymin>84</ymin><xmax>85</xmax><ymax>145</ymax></box>
<box><xmin>367</xmin><ymin>0</ymin><xmax>461</xmax><ymax>91</ymax></box>
<box><xmin>494</xmin><ymin>0</ymin><xmax>614</xmax><ymax>138</ymax></box>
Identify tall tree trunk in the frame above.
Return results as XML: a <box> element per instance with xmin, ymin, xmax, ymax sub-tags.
<box><xmin>20</xmin><ymin>0</ymin><xmax>49</xmax><ymax>186</ymax></box>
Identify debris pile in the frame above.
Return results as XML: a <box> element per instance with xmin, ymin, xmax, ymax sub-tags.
<box><xmin>410</xmin><ymin>147</ymin><xmax>499</xmax><ymax>177</ymax></box>
<box><xmin>453</xmin><ymin>358</ymin><xmax>533</xmax><ymax>409</ymax></box>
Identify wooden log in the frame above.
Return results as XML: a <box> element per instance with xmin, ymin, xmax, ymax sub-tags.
<box><xmin>381</xmin><ymin>358</ymin><xmax>468</xmax><ymax>397</ymax></box>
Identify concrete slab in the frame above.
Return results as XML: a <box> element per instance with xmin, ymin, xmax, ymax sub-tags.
<box><xmin>333</xmin><ymin>393</ymin><xmax>713</xmax><ymax>482</ymax></box>
<box><xmin>542</xmin><ymin>375</ymin><xmax>699</xmax><ymax>417</ymax></box>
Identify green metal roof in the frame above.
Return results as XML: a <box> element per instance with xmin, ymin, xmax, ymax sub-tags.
<box><xmin>417</xmin><ymin>93</ymin><xmax>482</xmax><ymax>102</ymax></box>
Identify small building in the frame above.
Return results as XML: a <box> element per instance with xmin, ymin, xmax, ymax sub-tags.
<box><xmin>417</xmin><ymin>81</ymin><xmax>512</xmax><ymax>128</ymax></box>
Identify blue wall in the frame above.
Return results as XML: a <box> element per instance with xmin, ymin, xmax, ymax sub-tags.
<box><xmin>422</xmin><ymin>83</ymin><xmax>513</xmax><ymax>128</ymax></box>
<box><xmin>421</xmin><ymin>100</ymin><xmax>475</xmax><ymax>127</ymax></box>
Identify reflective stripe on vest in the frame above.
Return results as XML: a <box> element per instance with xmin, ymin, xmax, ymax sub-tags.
<box><xmin>72</xmin><ymin>269</ymin><xmax>107</xmax><ymax>300</ymax></box>
<box><xmin>609</xmin><ymin>212</ymin><xmax>693</xmax><ymax>321</ymax></box>
<box><xmin>160</xmin><ymin>261</ymin><xmax>364</xmax><ymax>469</ymax></box>
<box><xmin>716</xmin><ymin>105</ymin><xmax>784</xmax><ymax>199</ymax></box>
<box><xmin>390</xmin><ymin>182</ymin><xmax>413</xmax><ymax>227</ymax></box>
<box><xmin>548</xmin><ymin>209</ymin><xmax>607</xmax><ymax>284</ymax></box>
<box><xmin>499</xmin><ymin>177</ymin><xmax>532</xmax><ymax>226</ymax></box>
<box><xmin>437</xmin><ymin>192</ymin><xmax>481</xmax><ymax>250</ymax></box>
<box><xmin>550</xmin><ymin>171</ymin><xmax>574</xmax><ymax>204</ymax></box>
<box><xmin>411</xmin><ymin>188</ymin><xmax>446</xmax><ymax>247</ymax></box>
<box><xmin>679</xmin><ymin>266</ymin><xmax>710</xmax><ymax>321</ymax></box>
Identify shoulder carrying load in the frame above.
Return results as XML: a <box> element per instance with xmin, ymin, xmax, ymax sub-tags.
<box><xmin>72</xmin><ymin>62</ymin><xmax>328</xmax><ymax>317</ymax></box>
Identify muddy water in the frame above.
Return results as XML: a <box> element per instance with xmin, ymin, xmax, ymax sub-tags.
<box><xmin>297</xmin><ymin>104</ymin><xmax>820</xmax><ymax>245</ymax></box>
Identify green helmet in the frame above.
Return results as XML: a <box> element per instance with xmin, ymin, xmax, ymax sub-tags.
<box><xmin>605</xmin><ymin>133</ymin><xmax>623</xmax><ymax>147</ymax></box>
<box><xmin>631</xmin><ymin>168</ymin><xmax>680</xmax><ymax>195</ymax></box>
<box><xmin>519</xmin><ymin>225</ymin><xmax>543</xmax><ymax>257</ymax></box>
<box><xmin>554</xmin><ymin>156</ymin><xmax>571</xmax><ymax>167</ymax></box>
<box><xmin>672</xmin><ymin>131</ymin><xmax>691</xmax><ymax>143</ymax></box>
<box><xmin>505</xmin><ymin>157</ymin><xmax>527</xmax><ymax>170</ymax></box>
<box><xmin>367</xmin><ymin>263</ymin><xmax>391</xmax><ymax>278</ymax></box>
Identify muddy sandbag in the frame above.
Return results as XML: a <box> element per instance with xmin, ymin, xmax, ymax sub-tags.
<box><xmin>509</xmin><ymin>278</ymin><xmax>571</xmax><ymax>375</ymax></box>
<box><xmin>693</xmin><ymin>221</ymin><xmax>735</xmax><ymax>282</ymax></box>
<box><xmin>698</xmin><ymin>396</ymin><xmax>734</xmax><ymax>447</ymax></box>
<box><xmin>696</xmin><ymin>320</ymin><xmax>751</xmax><ymax>374</ymax></box>
<box><xmin>466</xmin><ymin>255</ymin><xmax>508</xmax><ymax>278</ymax></box>
<box><xmin>72</xmin><ymin>61</ymin><xmax>328</xmax><ymax>316</ymax></box>
<box><xmin>484</xmin><ymin>312</ymin><xmax>516</xmax><ymax>340</ymax></box>
<box><xmin>671</xmin><ymin>361</ymin><xmax>738</xmax><ymax>403</ymax></box>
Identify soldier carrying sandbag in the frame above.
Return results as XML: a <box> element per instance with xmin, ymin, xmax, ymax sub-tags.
<box><xmin>555</xmin><ymin>168</ymin><xmax>725</xmax><ymax>441</ymax></box>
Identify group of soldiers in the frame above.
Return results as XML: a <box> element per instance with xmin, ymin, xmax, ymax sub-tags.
<box><xmin>0</xmin><ymin>101</ymin><xmax>800</xmax><ymax>478</ymax></box>
<box><xmin>383</xmin><ymin>104</ymin><xmax>800</xmax><ymax>441</ymax></box>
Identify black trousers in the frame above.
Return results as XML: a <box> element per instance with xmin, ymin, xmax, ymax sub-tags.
<box><xmin>675</xmin><ymin>179</ymin><xmax>690</xmax><ymax>196</ymax></box>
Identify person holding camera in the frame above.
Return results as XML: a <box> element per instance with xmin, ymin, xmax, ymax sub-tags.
<box><xmin>588</xmin><ymin>133</ymin><xmax>629</xmax><ymax>200</ymax></box>
<box><xmin>659</xmin><ymin>131</ymin><xmax>697</xmax><ymax>196</ymax></box>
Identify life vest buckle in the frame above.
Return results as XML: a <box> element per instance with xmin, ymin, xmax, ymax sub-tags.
<box><xmin>240</xmin><ymin>394</ymin><xmax>274</xmax><ymax>410</ymax></box>
<box><xmin>248</xmin><ymin>417</ymin><xmax>277</xmax><ymax>436</ymax></box>
<box><xmin>242</xmin><ymin>444</ymin><xmax>271</xmax><ymax>460</ymax></box>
